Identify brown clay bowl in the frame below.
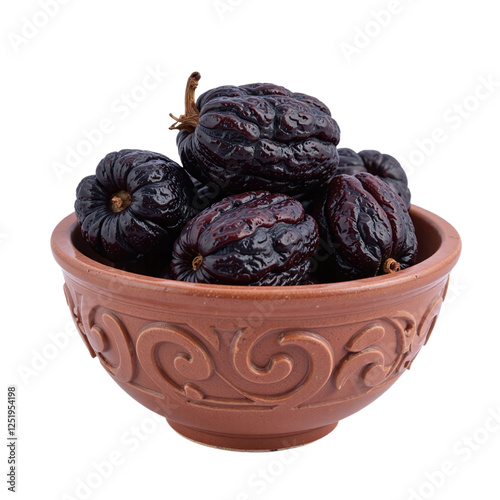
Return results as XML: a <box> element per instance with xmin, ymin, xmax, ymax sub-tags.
<box><xmin>51</xmin><ymin>205</ymin><xmax>461</xmax><ymax>451</ymax></box>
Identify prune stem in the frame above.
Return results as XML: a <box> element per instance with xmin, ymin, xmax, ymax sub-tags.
<box><xmin>169</xmin><ymin>72</ymin><xmax>201</xmax><ymax>133</ymax></box>
<box><xmin>382</xmin><ymin>258</ymin><xmax>401</xmax><ymax>274</ymax></box>
<box><xmin>110</xmin><ymin>190</ymin><xmax>131</xmax><ymax>213</ymax></box>
<box><xmin>192</xmin><ymin>254</ymin><xmax>203</xmax><ymax>271</ymax></box>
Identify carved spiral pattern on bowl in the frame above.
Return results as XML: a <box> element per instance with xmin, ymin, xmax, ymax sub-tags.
<box><xmin>62</xmin><ymin>280</ymin><xmax>448</xmax><ymax>411</ymax></box>
<box><xmin>136</xmin><ymin>323</ymin><xmax>214</xmax><ymax>401</ymax></box>
<box><xmin>229</xmin><ymin>329</ymin><xmax>335</xmax><ymax>407</ymax></box>
<box><xmin>334</xmin><ymin>313</ymin><xmax>416</xmax><ymax>391</ymax></box>
<box><xmin>88</xmin><ymin>307</ymin><xmax>137</xmax><ymax>383</ymax></box>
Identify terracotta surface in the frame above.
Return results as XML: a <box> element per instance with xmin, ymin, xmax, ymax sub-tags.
<box><xmin>51</xmin><ymin>205</ymin><xmax>461</xmax><ymax>451</ymax></box>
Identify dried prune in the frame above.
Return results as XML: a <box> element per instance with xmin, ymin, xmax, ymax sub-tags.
<box><xmin>170</xmin><ymin>72</ymin><xmax>341</xmax><ymax>197</ymax></box>
<box><xmin>170</xmin><ymin>191</ymin><xmax>319</xmax><ymax>285</ymax></box>
<box><xmin>293</xmin><ymin>181</ymin><xmax>331</xmax><ymax>214</ymax></box>
<box><xmin>188</xmin><ymin>174</ymin><xmax>225</xmax><ymax>213</ymax></box>
<box><xmin>336</xmin><ymin>148</ymin><xmax>411</xmax><ymax>209</ymax></box>
<box><xmin>313</xmin><ymin>172</ymin><xmax>417</xmax><ymax>281</ymax></box>
<box><xmin>75</xmin><ymin>149</ymin><xmax>196</xmax><ymax>264</ymax></box>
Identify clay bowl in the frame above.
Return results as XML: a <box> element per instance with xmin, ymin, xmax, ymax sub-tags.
<box><xmin>51</xmin><ymin>205</ymin><xmax>460</xmax><ymax>451</ymax></box>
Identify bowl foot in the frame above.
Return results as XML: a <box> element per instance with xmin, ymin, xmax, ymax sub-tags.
<box><xmin>166</xmin><ymin>420</ymin><xmax>338</xmax><ymax>451</ymax></box>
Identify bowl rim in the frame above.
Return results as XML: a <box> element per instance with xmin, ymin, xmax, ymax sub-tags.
<box><xmin>51</xmin><ymin>205</ymin><xmax>461</xmax><ymax>299</ymax></box>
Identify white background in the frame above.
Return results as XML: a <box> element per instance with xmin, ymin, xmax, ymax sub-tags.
<box><xmin>2</xmin><ymin>1</ymin><xmax>499</xmax><ymax>499</ymax></box>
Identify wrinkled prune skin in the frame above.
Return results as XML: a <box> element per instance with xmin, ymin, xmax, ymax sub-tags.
<box><xmin>75</xmin><ymin>149</ymin><xmax>196</xmax><ymax>264</ymax></box>
<box><xmin>336</xmin><ymin>149</ymin><xmax>411</xmax><ymax>209</ymax></box>
<box><xmin>175</xmin><ymin>81</ymin><xmax>341</xmax><ymax>197</ymax></box>
<box><xmin>313</xmin><ymin>172</ymin><xmax>417</xmax><ymax>281</ymax></box>
<box><xmin>170</xmin><ymin>191</ymin><xmax>319</xmax><ymax>286</ymax></box>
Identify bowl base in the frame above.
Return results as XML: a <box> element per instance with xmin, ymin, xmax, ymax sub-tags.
<box><xmin>167</xmin><ymin>420</ymin><xmax>338</xmax><ymax>451</ymax></box>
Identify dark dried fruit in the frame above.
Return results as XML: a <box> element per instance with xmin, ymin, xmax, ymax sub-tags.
<box><xmin>170</xmin><ymin>191</ymin><xmax>319</xmax><ymax>285</ymax></box>
<box><xmin>75</xmin><ymin>149</ymin><xmax>196</xmax><ymax>264</ymax></box>
<box><xmin>293</xmin><ymin>181</ymin><xmax>331</xmax><ymax>214</ymax></box>
<box><xmin>336</xmin><ymin>148</ymin><xmax>411</xmax><ymax>209</ymax></box>
<box><xmin>170</xmin><ymin>72</ymin><xmax>341</xmax><ymax>197</ymax></box>
<box><xmin>314</xmin><ymin>172</ymin><xmax>417</xmax><ymax>281</ymax></box>
<box><xmin>188</xmin><ymin>174</ymin><xmax>225</xmax><ymax>213</ymax></box>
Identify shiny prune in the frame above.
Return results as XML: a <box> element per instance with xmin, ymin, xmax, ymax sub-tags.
<box><xmin>170</xmin><ymin>73</ymin><xmax>341</xmax><ymax>198</ymax></box>
<box><xmin>75</xmin><ymin>149</ymin><xmax>196</xmax><ymax>265</ymax></box>
<box><xmin>313</xmin><ymin>172</ymin><xmax>417</xmax><ymax>281</ymax></box>
<box><xmin>170</xmin><ymin>191</ymin><xmax>319</xmax><ymax>285</ymax></box>
<box><xmin>336</xmin><ymin>148</ymin><xmax>411</xmax><ymax>209</ymax></box>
